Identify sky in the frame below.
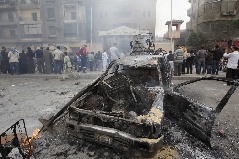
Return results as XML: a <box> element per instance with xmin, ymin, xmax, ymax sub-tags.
<box><xmin>156</xmin><ymin>0</ymin><xmax>191</xmax><ymax>36</ymax></box>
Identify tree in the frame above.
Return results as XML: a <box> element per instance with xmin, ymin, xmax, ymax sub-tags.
<box><xmin>186</xmin><ymin>31</ymin><xmax>207</xmax><ymax>49</ymax></box>
<box><xmin>175</xmin><ymin>29</ymin><xmax>189</xmax><ymax>46</ymax></box>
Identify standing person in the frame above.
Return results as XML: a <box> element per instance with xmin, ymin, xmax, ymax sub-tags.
<box><xmin>34</xmin><ymin>47</ymin><xmax>44</xmax><ymax>73</ymax></box>
<box><xmin>102</xmin><ymin>50</ymin><xmax>108</xmax><ymax>72</ymax></box>
<box><xmin>167</xmin><ymin>50</ymin><xmax>174</xmax><ymax>73</ymax></box>
<box><xmin>174</xmin><ymin>45</ymin><xmax>184</xmax><ymax>76</ymax></box>
<box><xmin>186</xmin><ymin>50</ymin><xmax>195</xmax><ymax>74</ymax></box>
<box><xmin>43</xmin><ymin>47</ymin><xmax>53</xmax><ymax>74</ymax></box>
<box><xmin>98</xmin><ymin>51</ymin><xmax>103</xmax><ymax>71</ymax></box>
<box><xmin>1</xmin><ymin>47</ymin><xmax>11</xmax><ymax>74</ymax></box>
<box><xmin>223</xmin><ymin>46</ymin><xmax>239</xmax><ymax>85</ymax></box>
<box><xmin>19</xmin><ymin>50</ymin><xmax>28</xmax><ymax>74</ymax></box>
<box><xmin>110</xmin><ymin>43</ymin><xmax>121</xmax><ymax>72</ymax></box>
<box><xmin>211</xmin><ymin>45</ymin><xmax>224</xmax><ymax>75</ymax></box>
<box><xmin>26</xmin><ymin>47</ymin><xmax>35</xmax><ymax>74</ymax></box>
<box><xmin>80</xmin><ymin>45</ymin><xmax>87</xmax><ymax>73</ymax></box>
<box><xmin>8</xmin><ymin>47</ymin><xmax>20</xmax><ymax>75</ymax></box>
<box><xmin>52</xmin><ymin>46</ymin><xmax>64</xmax><ymax>74</ymax></box>
<box><xmin>196</xmin><ymin>45</ymin><xmax>208</xmax><ymax>75</ymax></box>
<box><xmin>88</xmin><ymin>52</ymin><xmax>95</xmax><ymax>71</ymax></box>
<box><xmin>181</xmin><ymin>45</ymin><xmax>188</xmax><ymax>74</ymax></box>
<box><xmin>62</xmin><ymin>52</ymin><xmax>78</xmax><ymax>81</ymax></box>
<box><xmin>205</xmin><ymin>49</ymin><xmax>213</xmax><ymax>74</ymax></box>
<box><xmin>72</xmin><ymin>53</ymin><xmax>78</xmax><ymax>71</ymax></box>
<box><xmin>94</xmin><ymin>51</ymin><xmax>99</xmax><ymax>70</ymax></box>
<box><xmin>61</xmin><ymin>47</ymin><xmax>68</xmax><ymax>72</ymax></box>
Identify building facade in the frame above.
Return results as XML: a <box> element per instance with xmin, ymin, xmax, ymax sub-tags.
<box><xmin>187</xmin><ymin>0</ymin><xmax>239</xmax><ymax>43</ymax></box>
<box><xmin>0</xmin><ymin>0</ymin><xmax>157</xmax><ymax>52</ymax></box>
<box><xmin>40</xmin><ymin>0</ymin><xmax>86</xmax><ymax>51</ymax></box>
<box><xmin>0</xmin><ymin>0</ymin><xmax>20</xmax><ymax>49</ymax></box>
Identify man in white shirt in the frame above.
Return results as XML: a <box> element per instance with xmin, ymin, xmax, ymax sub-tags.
<box><xmin>102</xmin><ymin>50</ymin><xmax>108</xmax><ymax>72</ymax></box>
<box><xmin>223</xmin><ymin>46</ymin><xmax>239</xmax><ymax>84</ymax></box>
<box><xmin>52</xmin><ymin>46</ymin><xmax>64</xmax><ymax>74</ymax></box>
<box><xmin>8</xmin><ymin>47</ymin><xmax>20</xmax><ymax>75</ymax></box>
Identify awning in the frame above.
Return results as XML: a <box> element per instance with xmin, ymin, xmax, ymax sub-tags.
<box><xmin>98</xmin><ymin>26</ymin><xmax>150</xmax><ymax>36</ymax></box>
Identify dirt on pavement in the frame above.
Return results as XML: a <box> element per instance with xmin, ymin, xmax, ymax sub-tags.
<box><xmin>0</xmin><ymin>74</ymin><xmax>238</xmax><ymax>159</ymax></box>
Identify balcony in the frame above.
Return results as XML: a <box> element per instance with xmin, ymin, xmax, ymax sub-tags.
<box><xmin>21</xmin><ymin>34</ymin><xmax>42</xmax><ymax>40</ymax></box>
<box><xmin>19</xmin><ymin>17</ymin><xmax>41</xmax><ymax>24</ymax></box>
<box><xmin>19</xmin><ymin>3</ymin><xmax>40</xmax><ymax>10</ymax></box>
<box><xmin>0</xmin><ymin>20</ymin><xmax>18</xmax><ymax>26</ymax></box>
<box><xmin>0</xmin><ymin>1</ymin><xmax>16</xmax><ymax>10</ymax></box>
<box><xmin>0</xmin><ymin>38</ymin><xmax>19</xmax><ymax>43</ymax></box>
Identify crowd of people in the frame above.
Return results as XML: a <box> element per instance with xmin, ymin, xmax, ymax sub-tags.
<box><xmin>0</xmin><ymin>44</ymin><xmax>121</xmax><ymax>80</ymax></box>
<box><xmin>2</xmin><ymin>42</ymin><xmax>238</xmax><ymax>83</ymax></box>
<box><xmin>167</xmin><ymin>44</ymin><xmax>239</xmax><ymax>82</ymax></box>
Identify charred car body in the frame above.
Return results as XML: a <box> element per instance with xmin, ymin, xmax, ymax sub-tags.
<box><xmin>66</xmin><ymin>55</ymin><xmax>166</xmax><ymax>157</ymax></box>
<box><xmin>36</xmin><ymin>38</ymin><xmax>238</xmax><ymax>158</ymax></box>
<box><xmin>64</xmin><ymin>54</ymin><xmax>238</xmax><ymax>157</ymax></box>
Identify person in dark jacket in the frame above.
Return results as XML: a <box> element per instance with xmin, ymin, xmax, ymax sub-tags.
<box><xmin>1</xmin><ymin>47</ymin><xmax>11</xmax><ymax>74</ymax></box>
<box><xmin>34</xmin><ymin>47</ymin><xmax>44</xmax><ymax>73</ymax></box>
<box><xmin>205</xmin><ymin>49</ymin><xmax>213</xmax><ymax>74</ymax></box>
<box><xmin>167</xmin><ymin>50</ymin><xmax>174</xmax><ymax>72</ymax></box>
<box><xmin>211</xmin><ymin>45</ymin><xmax>223</xmax><ymax>75</ymax></box>
<box><xmin>44</xmin><ymin>47</ymin><xmax>53</xmax><ymax>74</ymax></box>
<box><xmin>186</xmin><ymin>50</ymin><xmax>195</xmax><ymax>74</ymax></box>
<box><xmin>26</xmin><ymin>47</ymin><xmax>35</xmax><ymax>74</ymax></box>
<box><xmin>19</xmin><ymin>50</ymin><xmax>28</xmax><ymax>74</ymax></box>
<box><xmin>196</xmin><ymin>45</ymin><xmax>208</xmax><ymax>75</ymax></box>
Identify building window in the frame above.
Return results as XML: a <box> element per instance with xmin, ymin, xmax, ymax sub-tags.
<box><xmin>148</xmin><ymin>11</ymin><xmax>150</xmax><ymax>17</ymax></box>
<box><xmin>32</xmin><ymin>13</ymin><xmax>37</xmax><ymax>21</ymax></box>
<box><xmin>71</xmin><ymin>12</ymin><xmax>76</xmax><ymax>20</ymax></box>
<box><xmin>101</xmin><ymin>12</ymin><xmax>103</xmax><ymax>18</ymax></box>
<box><xmin>105</xmin><ymin>12</ymin><xmax>108</xmax><ymax>18</ymax></box>
<box><xmin>22</xmin><ymin>24</ymin><xmax>42</xmax><ymax>38</ymax></box>
<box><xmin>49</xmin><ymin>26</ymin><xmax>56</xmax><ymax>36</ymax></box>
<box><xmin>118</xmin><ymin>11</ymin><xmax>131</xmax><ymax>18</ymax></box>
<box><xmin>64</xmin><ymin>23</ymin><xmax>77</xmax><ymax>37</ymax></box>
<box><xmin>10</xmin><ymin>30</ymin><xmax>16</xmax><ymax>39</ymax></box>
<box><xmin>8</xmin><ymin>14</ymin><xmax>14</xmax><ymax>22</ymax></box>
<box><xmin>47</xmin><ymin>8</ymin><xmax>55</xmax><ymax>19</ymax></box>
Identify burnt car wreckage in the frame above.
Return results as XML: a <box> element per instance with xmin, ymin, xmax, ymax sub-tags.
<box><xmin>1</xmin><ymin>54</ymin><xmax>239</xmax><ymax>158</ymax></box>
<box><xmin>41</xmin><ymin>54</ymin><xmax>238</xmax><ymax>157</ymax></box>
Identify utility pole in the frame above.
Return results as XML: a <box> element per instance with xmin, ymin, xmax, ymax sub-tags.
<box><xmin>170</xmin><ymin>0</ymin><xmax>173</xmax><ymax>52</ymax></box>
<box><xmin>90</xmin><ymin>0</ymin><xmax>93</xmax><ymax>51</ymax></box>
